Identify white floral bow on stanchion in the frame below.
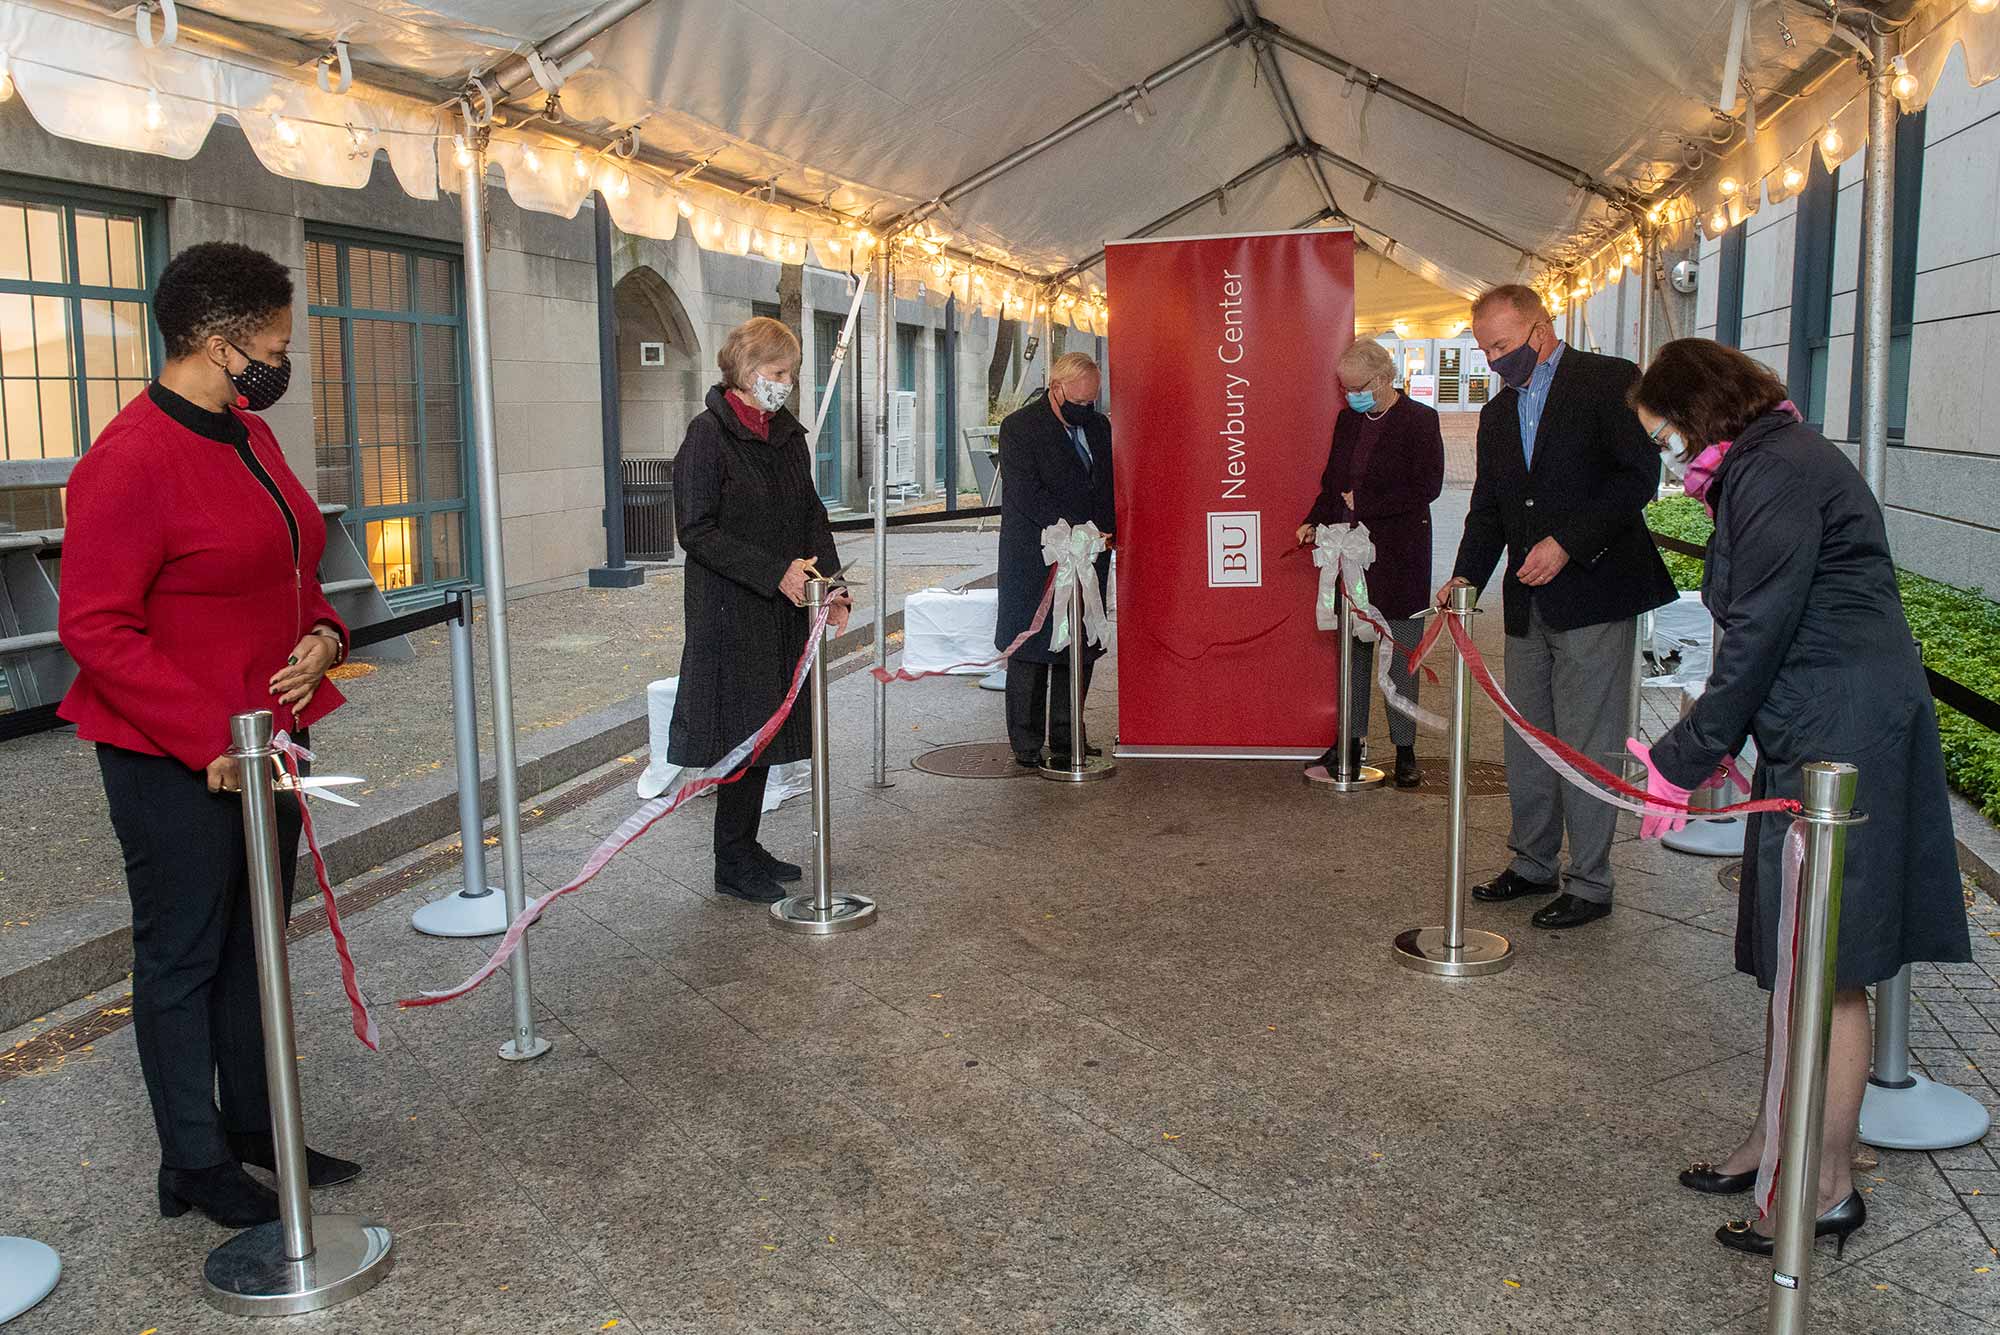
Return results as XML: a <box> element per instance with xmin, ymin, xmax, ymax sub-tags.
<box><xmin>1311</xmin><ymin>522</ymin><xmax>1377</xmax><ymax>641</ymax></box>
<box><xmin>1041</xmin><ymin>519</ymin><xmax>1110</xmax><ymax>653</ymax></box>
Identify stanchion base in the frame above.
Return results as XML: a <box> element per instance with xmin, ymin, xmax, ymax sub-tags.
<box><xmin>1304</xmin><ymin>763</ymin><xmax>1386</xmax><ymax>792</ymax></box>
<box><xmin>1393</xmin><ymin>927</ymin><xmax>1514</xmax><ymax>977</ymax></box>
<box><xmin>498</xmin><ymin>1036</ymin><xmax>552</xmax><ymax>1062</ymax></box>
<box><xmin>1039</xmin><ymin>756</ymin><xmax>1116</xmax><ymax>782</ymax></box>
<box><xmin>410</xmin><ymin>886</ymin><xmax>507</xmax><ymax>938</ymax></box>
<box><xmin>0</xmin><ymin>1238</ymin><xmax>59</xmax><ymax>1323</ymax></box>
<box><xmin>1859</xmin><ymin>1073</ymin><xmax>1993</xmax><ymax>1150</ymax></box>
<box><xmin>1662</xmin><ymin>819</ymin><xmax>1746</xmax><ymax>858</ymax></box>
<box><xmin>770</xmin><ymin>893</ymin><xmax>878</xmax><ymax>935</ymax></box>
<box><xmin>203</xmin><ymin>1214</ymin><xmax>392</xmax><ymax>1317</ymax></box>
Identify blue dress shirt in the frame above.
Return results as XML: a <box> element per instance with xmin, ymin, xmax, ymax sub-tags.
<box><xmin>1516</xmin><ymin>341</ymin><xmax>1566</xmax><ymax>468</ymax></box>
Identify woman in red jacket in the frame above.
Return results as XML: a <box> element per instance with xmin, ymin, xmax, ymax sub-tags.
<box><xmin>59</xmin><ymin>242</ymin><xmax>361</xmax><ymax>1228</ymax></box>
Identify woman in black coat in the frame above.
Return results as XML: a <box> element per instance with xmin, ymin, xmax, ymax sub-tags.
<box><xmin>669</xmin><ymin>317</ymin><xmax>847</xmax><ymax>903</ymax></box>
<box><xmin>1630</xmin><ymin>339</ymin><xmax>1970</xmax><ymax>1257</ymax></box>
<box><xmin>1296</xmin><ymin>339</ymin><xmax>1444</xmax><ymax>786</ymax></box>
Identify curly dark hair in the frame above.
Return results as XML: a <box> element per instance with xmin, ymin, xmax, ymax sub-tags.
<box><xmin>153</xmin><ymin>242</ymin><xmax>294</xmax><ymax>360</ymax></box>
<box><xmin>1630</xmin><ymin>338</ymin><xmax>1790</xmax><ymax>450</ymax></box>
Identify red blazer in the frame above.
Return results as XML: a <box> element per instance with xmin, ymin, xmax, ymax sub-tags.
<box><xmin>57</xmin><ymin>393</ymin><xmax>348</xmax><ymax>770</ymax></box>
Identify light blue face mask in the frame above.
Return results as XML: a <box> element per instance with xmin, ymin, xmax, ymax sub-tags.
<box><xmin>1345</xmin><ymin>389</ymin><xmax>1376</xmax><ymax>413</ymax></box>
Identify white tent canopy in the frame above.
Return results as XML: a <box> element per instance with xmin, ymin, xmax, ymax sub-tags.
<box><xmin>7</xmin><ymin>0</ymin><xmax>1995</xmax><ymax>316</ymax></box>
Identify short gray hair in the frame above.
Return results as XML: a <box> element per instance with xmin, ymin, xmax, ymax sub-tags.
<box><xmin>1471</xmin><ymin>283</ymin><xmax>1550</xmax><ymax>326</ymax></box>
<box><xmin>1339</xmin><ymin>340</ymin><xmax>1396</xmax><ymax>385</ymax></box>
<box><xmin>1049</xmin><ymin>351</ymin><xmax>1098</xmax><ymax>389</ymax></box>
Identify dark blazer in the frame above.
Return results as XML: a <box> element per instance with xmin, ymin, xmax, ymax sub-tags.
<box><xmin>995</xmin><ymin>393</ymin><xmax>1115</xmax><ymax>665</ymax></box>
<box><xmin>667</xmin><ymin>385</ymin><xmax>840</xmax><ymax>768</ymax></box>
<box><xmin>1451</xmin><ymin>347</ymin><xmax>1676</xmax><ymax>635</ymax></box>
<box><xmin>1650</xmin><ymin>410</ymin><xmax>1968</xmax><ymax>990</ymax></box>
<box><xmin>1301</xmin><ymin>394</ymin><xmax>1444</xmax><ymax>620</ymax></box>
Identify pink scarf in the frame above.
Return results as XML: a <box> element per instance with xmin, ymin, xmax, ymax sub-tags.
<box><xmin>1683</xmin><ymin>399</ymin><xmax>1801</xmax><ymax>515</ymax></box>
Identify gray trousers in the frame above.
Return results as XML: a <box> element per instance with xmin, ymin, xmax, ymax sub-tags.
<box><xmin>1342</xmin><ymin>617</ymin><xmax>1423</xmax><ymax>749</ymax></box>
<box><xmin>1501</xmin><ymin>604</ymin><xmax>1636</xmax><ymax>904</ymax></box>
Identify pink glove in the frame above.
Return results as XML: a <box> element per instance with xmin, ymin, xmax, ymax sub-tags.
<box><xmin>1627</xmin><ymin>738</ymin><xmax>1692</xmax><ymax>839</ymax></box>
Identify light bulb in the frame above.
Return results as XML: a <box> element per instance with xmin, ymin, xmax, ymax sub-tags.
<box><xmin>522</xmin><ymin>146</ymin><xmax>541</xmax><ymax>174</ymax></box>
<box><xmin>0</xmin><ymin>51</ymin><xmax>13</xmax><ymax>103</ymax></box>
<box><xmin>1890</xmin><ymin>56</ymin><xmax>1916</xmax><ymax>102</ymax></box>
<box><xmin>451</xmin><ymin>133</ymin><xmax>472</xmax><ymax>168</ymax></box>
<box><xmin>1974</xmin><ymin>0</ymin><xmax>1998</xmax><ymax>13</ymax></box>
<box><xmin>143</xmin><ymin>91</ymin><xmax>164</xmax><ymax>132</ymax></box>
<box><xmin>1719</xmin><ymin>176</ymin><xmax>1739</xmax><ymax>197</ymax></box>
<box><xmin>1820</xmin><ymin>122</ymin><xmax>1842</xmax><ymax>157</ymax></box>
<box><xmin>1781</xmin><ymin>164</ymin><xmax>1805</xmax><ymax>192</ymax></box>
<box><xmin>676</xmin><ymin>198</ymin><xmax>693</xmax><ymax>217</ymax></box>
<box><xmin>856</xmin><ymin>229</ymin><xmax>876</xmax><ymax>249</ymax></box>
<box><xmin>612</xmin><ymin>171</ymin><xmax>630</xmax><ymax>198</ymax></box>
<box><xmin>1710</xmin><ymin>206</ymin><xmax>1729</xmax><ymax>233</ymax></box>
<box><xmin>930</xmin><ymin>256</ymin><xmax>946</xmax><ymax>278</ymax></box>
<box><xmin>274</xmin><ymin>115</ymin><xmax>302</xmax><ymax>146</ymax></box>
<box><xmin>572</xmin><ymin>151</ymin><xmax>589</xmax><ymax>179</ymax></box>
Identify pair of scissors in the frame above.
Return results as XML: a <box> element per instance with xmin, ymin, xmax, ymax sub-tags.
<box><xmin>272</xmin><ymin>766</ymin><xmax>365</xmax><ymax>807</ymax></box>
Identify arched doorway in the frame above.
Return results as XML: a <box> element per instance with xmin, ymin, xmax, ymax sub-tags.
<box><xmin>613</xmin><ymin>266</ymin><xmax>702</xmax><ymax>458</ymax></box>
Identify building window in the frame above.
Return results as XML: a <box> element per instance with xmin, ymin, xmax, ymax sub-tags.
<box><xmin>1787</xmin><ymin>156</ymin><xmax>1838</xmax><ymax>428</ymax></box>
<box><xmin>895</xmin><ymin>323</ymin><xmax>919</xmax><ymax>393</ymax></box>
<box><xmin>306</xmin><ymin>233</ymin><xmax>471</xmax><ymax>598</ymax></box>
<box><xmin>810</xmin><ymin>310</ymin><xmax>847</xmax><ymax>504</ymax></box>
<box><xmin>0</xmin><ymin>181</ymin><xmax>163</xmax><ymax>531</ymax></box>
<box><xmin>1847</xmin><ymin>108</ymin><xmax>1925</xmax><ymax>440</ymax></box>
<box><xmin>1714</xmin><ymin>224</ymin><xmax>1747</xmax><ymax>349</ymax></box>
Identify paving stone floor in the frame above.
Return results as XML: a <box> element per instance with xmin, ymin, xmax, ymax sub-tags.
<box><xmin>4</xmin><ymin>581</ymin><xmax>1997</xmax><ymax>1334</ymax></box>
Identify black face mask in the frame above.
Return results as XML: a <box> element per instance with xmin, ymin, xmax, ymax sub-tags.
<box><xmin>228</xmin><ymin>343</ymin><xmax>292</xmax><ymax>412</ymax></box>
<box><xmin>1058</xmin><ymin>399</ymin><xmax>1095</xmax><ymax>426</ymax></box>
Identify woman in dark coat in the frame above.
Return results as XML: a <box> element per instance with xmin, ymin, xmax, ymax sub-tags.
<box><xmin>1296</xmin><ymin>338</ymin><xmax>1444</xmax><ymax>786</ymax></box>
<box><xmin>995</xmin><ymin>351</ymin><xmax>1116</xmax><ymax>767</ymax></box>
<box><xmin>669</xmin><ymin>317</ymin><xmax>847</xmax><ymax>903</ymax></box>
<box><xmin>1629</xmin><ymin>338</ymin><xmax>1970</xmax><ymax>1257</ymax></box>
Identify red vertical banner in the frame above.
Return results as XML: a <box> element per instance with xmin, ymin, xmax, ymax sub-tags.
<box><xmin>1106</xmin><ymin>229</ymin><xmax>1355</xmax><ymax>753</ymax></box>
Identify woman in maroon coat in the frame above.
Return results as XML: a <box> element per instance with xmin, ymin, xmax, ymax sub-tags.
<box><xmin>1296</xmin><ymin>338</ymin><xmax>1446</xmax><ymax>786</ymax></box>
<box><xmin>59</xmin><ymin>243</ymin><xmax>360</xmax><ymax>1229</ymax></box>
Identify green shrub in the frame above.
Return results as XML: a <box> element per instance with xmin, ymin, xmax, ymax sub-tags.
<box><xmin>1645</xmin><ymin>496</ymin><xmax>2000</xmax><ymax>821</ymax></box>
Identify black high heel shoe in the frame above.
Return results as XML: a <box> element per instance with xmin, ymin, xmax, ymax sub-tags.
<box><xmin>1715</xmin><ymin>1190</ymin><xmax>1865</xmax><ymax>1259</ymax></box>
<box><xmin>227</xmin><ymin>1131</ymin><xmax>363</xmax><ymax>1188</ymax></box>
<box><xmin>158</xmin><ymin>1162</ymin><xmax>279</xmax><ymax>1228</ymax></box>
<box><xmin>1680</xmin><ymin>1161</ymin><xmax>1755</xmax><ymax>1195</ymax></box>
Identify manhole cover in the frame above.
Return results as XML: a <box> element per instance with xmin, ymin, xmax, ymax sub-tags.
<box><xmin>912</xmin><ymin>741</ymin><xmax>1034</xmax><ymax>779</ymax></box>
<box><xmin>1405</xmin><ymin>758</ymin><xmax>1511</xmax><ymax>797</ymax></box>
<box><xmin>1718</xmin><ymin>861</ymin><xmax>1743</xmax><ymax>892</ymax></box>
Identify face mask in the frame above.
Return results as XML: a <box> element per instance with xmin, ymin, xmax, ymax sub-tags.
<box><xmin>1345</xmin><ymin>390</ymin><xmax>1377</xmax><ymax>414</ymax></box>
<box><xmin>1058</xmin><ymin>399</ymin><xmax>1095</xmax><ymax>426</ymax></box>
<box><xmin>1488</xmin><ymin>336</ymin><xmax>1540</xmax><ymax>390</ymax></box>
<box><xmin>227</xmin><ymin>343</ymin><xmax>291</xmax><ymax>412</ymax></box>
<box><xmin>750</xmin><ymin>373</ymin><xmax>793</xmax><ymax>413</ymax></box>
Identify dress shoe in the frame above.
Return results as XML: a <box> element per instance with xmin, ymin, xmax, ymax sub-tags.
<box><xmin>1679</xmin><ymin>1161</ymin><xmax>1755</xmax><ymax>1195</ymax></box>
<box><xmin>1531</xmin><ymin>893</ymin><xmax>1612</xmax><ymax>929</ymax></box>
<box><xmin>227</xmin><ymin>1132</ymin><xmax>363</xmax><ymax>1188</ymax></box>
<box><xmin>1394</xmin><ymin>746</ymin><xmax>1422</xmax><ymax>789</ymax></box>
<box><xmin>715</xmin><ymin>861</ymin><xmax>786</xmax><ymax>904</ymax></box>
<box><xmin>1309</xmin><ymin>741</ymin><xmax>1366</xmax><ymax>777</ymax></box>
<box><xmin>1470</xmin><ymin>868</ymin><xmax>1558</xmax><ymax>902</ymax></box>
<box><xmin>1716</xmin><ymin>1190</ymin><xmax>1864</xmax><ymax>1258</ymax></box>
<box><xmin>158</xmin><ymin>1162</ymin><xmax>279</xmax><ymax>1227</ymax></box>
<box><xmin>754</xmin><ymin>845</ymin><xmax>802</xmax><ymax>883</ymax></box>
<box><xmin>1013</xmin><ymin>751</ymin><xmax>1043</xmax><ymax>769</ymax></box>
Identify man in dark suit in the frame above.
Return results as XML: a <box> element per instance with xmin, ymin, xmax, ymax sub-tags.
<box><xmin>995</xmin><ymin>351</ymin><xmax>1116</xmax><ymax>768</ymax></box>
<box><xmin>1439</xmin><ymin>285</ymin><xmax>1676</xmax><ymax>929</ymax></box>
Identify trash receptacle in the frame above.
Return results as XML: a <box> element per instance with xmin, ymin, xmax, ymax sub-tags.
<box><xmin>621</xmin><ymin>457</ymin><xmax>675</xmax><ymax>561</ymax></box>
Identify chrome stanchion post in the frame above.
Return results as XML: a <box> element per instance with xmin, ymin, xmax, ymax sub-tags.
<box><xmin>1314</xmin><ymin>581</ymin><xmax>1384</xmax><ymax>791</ymax></box>
<box><xmin>1394</xmin><ymin>585</ymin><xmax>1511</xmax><ymax>976</ymax></box>
<box><xmin>412</xmin><ymin>590</ymin><xmax>509</xmax><ymax>937</ymax></box>
<box><xmin>772</xmin><ymin>578</ymin><xmax>877</xmax><ymax>935</ymax></box>
<box><xmin>1621</xmin><ymin>609</ymin><xmax>1650</xmax><ymax>783</ymax></box>
<box><xmin>1859</xmin><ymin>964</ymin><xmax>1992</xmax><ymax>1149</ymax></box>
<box><xmin>1040</xmin><ymin>563</ymin><xmax>1114</xmax><ymax>782</ymax></box>
<box><xmin>204</xmin><ymin>711</ymin><xmax>392</xmax><ymax>1316</ymax></box>
<box><xmin>1767</xmin><ymin>762</ymin><xmax>1862</xmax><ymax>1335</ymax></box>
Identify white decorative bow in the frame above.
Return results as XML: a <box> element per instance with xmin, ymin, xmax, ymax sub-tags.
<box><xmin>1311</xmin><ymin>522</ymin><xmax>1377</xmax><ymax>640</ymax></box>
<box><xmin>1041</xmin><ymin>519</ymin><xmax>1110</xmax><ymax>653</ymax></box>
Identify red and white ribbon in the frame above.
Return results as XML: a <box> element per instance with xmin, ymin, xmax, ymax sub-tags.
<box><xmin>1755</xmin><ymin>820</ymin><xmax>1812</xmax><ymax>1218</ymax></box>
<box><xmin>401</xmin><ymin>604</ymin><xmax>836</xmax><ymax>1008</ymax></box>
<box><xmin>1337</xmin><ymin>574</ymin><xmax>1446</xmax><ymax>734</ymax></box>
<box><xmin>272</xmin><ymin>731</ymin><xmax>380</xmax><ymax>1052</ymax></box>
<box><xmin>1443</xmin><ymin>615</ymin><xmax>1800</xmax><ymax>823</ymax></box>
<box><xmin>870</xmin><ymin>569</ymin><xmax>1058</xmax><ymax>685</ymax></box>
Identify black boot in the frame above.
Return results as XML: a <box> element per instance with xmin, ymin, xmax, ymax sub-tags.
<box><xmin>158</xmin><ymin>1162</ymin><xmax>279</xmax><ymax>1227</ymax></box>
<box><xmin>227</xmin><ymin>1131</ymin><xmax>363</xmax><ymax>1188</ymax></box>
<box><xmin>1394</xmin><ymin>746</ymin><xmax>1422</xmax><ymax>788</ymax></box>
<box><xmin>715</xmin><ymin>859</ymin><xmax>786</xmax><ymax>904</ymax></box>
<box><xmin>754</xmin><ymin>845</ymin><xmax>802</xmax><ymax>883</ymax></box>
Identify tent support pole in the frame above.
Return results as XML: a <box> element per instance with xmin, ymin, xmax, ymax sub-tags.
<box><xmin>487</xmin><ymin>0</ymin><xmax>654</xmax><ymax>102</ymax></box>
<box><xmin>1230</xmin><ymin>0</ymin><xmax>1343</xmax><ymax>220</ymax></box>
<box><xmin>871</xmin><ymin>250</ymin><xmax>892</xmax><ymax>788</ymax></box>
<box><xmin>1054</xmin><ymin>144</ymin><xmax>1303</xmax><ymax>283</ymax></box>
<box><xmin>1311</xmin><ymin>147</ymin><xmax>1545</xmax><ymax>260</ymax></box>
<box><xmin>459</xmin><ymin>138</ymin><xmax>548</xmax><ymax>1062</ymax></box>
<box><xmin>1856</xmin><ymin>28</ymin><xmax>1895</xmax><ymax>500</ymax></box>
<box><xmin>1635</xmin><ymin>228</ymin><xmax>1653</xmax><ymax>367</ymax></box>
<box><xmin>943</xmin><ymin>296</ymin><xmax>959</xmax><ymax>512</ymax></box>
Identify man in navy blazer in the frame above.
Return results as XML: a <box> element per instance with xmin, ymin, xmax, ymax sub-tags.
<box><xmin>994</xmin><ymin>352</ymin><xmax>1116</xmax><ymax>768</ymax></box>
<box><xmin>1439</xmin><ymin>285</ymin><xmax>1676</xmax><ymax>930</ymax></box>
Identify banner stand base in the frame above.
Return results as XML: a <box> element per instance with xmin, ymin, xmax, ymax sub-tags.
<box><xmin>1393</xmin><ymin>927</ymin><xmax>1513</xmax><ymax>977</ymax></box>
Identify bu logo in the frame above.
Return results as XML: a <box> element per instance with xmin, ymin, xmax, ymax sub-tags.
<box><xmin>1206</xmin><ymin>512</ymin><xmax>1261</xmax><ymax>587</ymax></box>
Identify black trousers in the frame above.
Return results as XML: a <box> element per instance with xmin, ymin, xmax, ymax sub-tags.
<box><xmin>1005</xmin><ymin>659</ymin><xmax>1094</xmax><ymax>758</ymax></box>
<box><xmin>97</xmin><ymin>743</ymin><xmax>302</xmax><ymax>1171</ymax></box>
<box><xmin>713</xmin><ymin>764</ymin><xmax>771</xmax><ymax>871</ymax></box>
